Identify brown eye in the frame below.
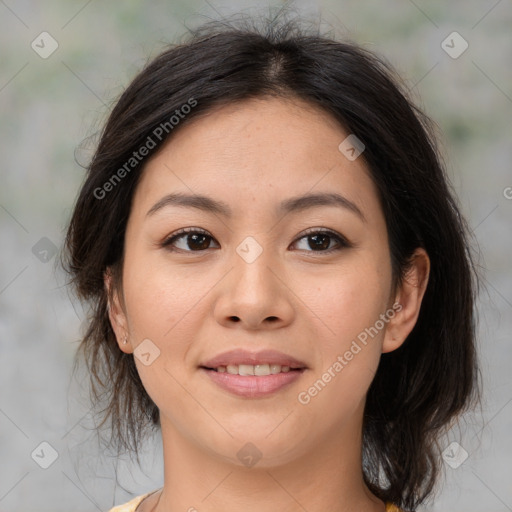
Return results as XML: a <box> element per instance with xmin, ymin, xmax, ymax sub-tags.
<box><xmin>162</xmin><ymin>228</ymin><xmax>218</xmax><ymax>252</ymax></box>
<box><xmin>306</xmin><ymin>233</ymin><xmax>332</xmax><ymax>251</ymax></box>
<box><xmin>162</xmin><ymin>228</ymin><xmax>350</xmax><ymax>254</ymax></box>
<box><xmin>292</xmin><ymin>229</ymin><xmax>350</xmax><ymax>253</ymax></box>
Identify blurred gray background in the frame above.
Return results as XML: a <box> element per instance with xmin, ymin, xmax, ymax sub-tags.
<box><xmin>1</xmin><ymin>1</ymin><xmax>511</xmax><ymax>511</ymax></box>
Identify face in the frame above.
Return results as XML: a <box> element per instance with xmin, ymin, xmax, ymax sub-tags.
<box><xmin>107</xmin><ymin>96</ymin><xmax>428</xmax><ymax>468</ymax></box>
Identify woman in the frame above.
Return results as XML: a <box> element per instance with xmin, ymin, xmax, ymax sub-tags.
<box><xmin>63</xmin><ymin>14</ymin><xmax>480</xmax><ymax>512</ymax></box>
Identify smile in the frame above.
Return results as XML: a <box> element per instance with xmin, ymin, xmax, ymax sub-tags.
<box><xmin>206</xmin><ymin>363</ymin><xmax>296</xmax><ymax>375</ymax></box>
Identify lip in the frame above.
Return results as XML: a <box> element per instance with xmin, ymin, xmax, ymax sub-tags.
<box><xmin>200</xmin><ymin>367</ymin><xmax>306</xmax><ymax>398</ymax></box>
<box><xmin>200</xmin><ymin>349</ymin><xmax>308</xmax><ymax>369</ymax></box>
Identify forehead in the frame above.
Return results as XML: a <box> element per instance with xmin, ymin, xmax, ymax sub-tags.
<box><xmin>131</xmin><ymin>96</ymin><xmax>380</xmax><ymax>220</ymax></box>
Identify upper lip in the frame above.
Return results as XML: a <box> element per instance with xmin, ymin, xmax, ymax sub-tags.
<box><xmin>200</xmin><ymin>349</ymin><xmax>308</xmax><ymax>369</ymax></box>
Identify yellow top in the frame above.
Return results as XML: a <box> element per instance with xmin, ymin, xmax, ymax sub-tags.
<box><xmin>107</xmin><ymin>491</ymin><xmax>406</xmax><ymax>511</ymax></box>
<box><xmin>107</xmin><ymin>492</ymin><xmax>148</xmax><ymax>512</ymax></box>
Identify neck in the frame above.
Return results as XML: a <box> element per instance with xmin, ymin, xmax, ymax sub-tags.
<box><xmin>154</xmin><ymin>402</ymin><xmax>385</xmax><ymax>512</ymax></box>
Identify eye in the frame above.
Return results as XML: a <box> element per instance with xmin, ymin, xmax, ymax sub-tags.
<box><xmin>161</xmin><ymin>227</ymin><xmax>219</xmax><ymax>252</ymax></box>
<box><xmin>161</xmin><ymin>227</ymin><xmax>351</xmax><ymax>253</ymax></box>
<box><xmin>291</xmin><ymin>228</ymin><xmax>350</xmax><ymax>253</ymax></box>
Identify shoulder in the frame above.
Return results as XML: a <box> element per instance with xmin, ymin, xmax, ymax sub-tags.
<box><xmin>106</xmin><ymin>492</ymin><xmax>153</xmax><ymax>512</ymax></box>
<box><xmin>386</xmin><ymin>503</ymin><xmax>408</xmax><ymax>512</ymax></box>
<box><xmin>107</xmin><ymin>495</ymin><xmax>404</xmax><ymax>512</ymax></box>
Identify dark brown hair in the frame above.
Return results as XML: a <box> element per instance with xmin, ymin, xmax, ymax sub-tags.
<box><xmin>62</xmin><ymin>13</ymin><xmax>480</xmax><ymax>511</ymax></box>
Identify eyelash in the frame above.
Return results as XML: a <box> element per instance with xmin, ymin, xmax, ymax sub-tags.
<box><xmin>160</xmin><ymin>227</ymin><xmax>351</xmax><ymax>254</ymax></box>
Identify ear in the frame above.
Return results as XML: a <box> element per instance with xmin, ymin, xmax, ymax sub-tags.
<box><xmin>104</xmin><ymin>267</ymin><xmax>133</xmax><ymax>354</ymax></box>
<box><xmin>382</xmin><ymin>248</ymin><xmax>430</xmax><ymax>353</ymax></box>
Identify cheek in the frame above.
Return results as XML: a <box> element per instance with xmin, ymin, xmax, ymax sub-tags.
<box><xmin>302</xmin><ymin>254</ymin><xmax>392</xmax><ymax>349</ymax></box>
<box><xmin>120</xmin><ymin>254</ymin><xmax>190</xmax><ymax>374</ymax></box>
<box><xmin>295</xmin><ymin>254</ymin><xmax>391</xmax><ymax>408</ymax></box>
<box><xmin>123</xmin><ymin>259</ymin><xmax>201</xmax><ymax>424</ymax></box>
<box><xmin>123</xmin><ymin>252</ymin><xmax>203</xmax><ymax>339</ymax></box>
<box><xmin>121</xmin><ymin>248</ymin><xmax>224</xmax><ymax>392</ymax></box>
<box><xmin>296</xmin><ymin>286</ymin><xmax>387</xmax><ymax>429</ymax></box>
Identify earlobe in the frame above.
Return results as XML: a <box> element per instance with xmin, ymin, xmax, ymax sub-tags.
<box><xmin>104</xmin><ymin>268</ymin><xmax>133</xmax><ymax>354</ymax></box>
<box><xmin>382</xmin><ymin>248</ymin><xmax>430</xmax><ymax>353</ymax></box>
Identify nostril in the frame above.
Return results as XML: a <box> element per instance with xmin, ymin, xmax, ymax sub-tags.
<box><xmin>229</xmin><ymin>316</ymin><xmax>240</xmax><ymax>322</ymax></box>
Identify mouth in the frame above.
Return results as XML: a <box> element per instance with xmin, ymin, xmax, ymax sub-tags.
<box><xmin>198</xmin><ymin>349</ymin><xmax>308</xmax><ymax>398</ymax></box>
<box><xmin>200</xmin><ymin>348</ymin><xmax>308</xmax><ymax>372</ymax></box>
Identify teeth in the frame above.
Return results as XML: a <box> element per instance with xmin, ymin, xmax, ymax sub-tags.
<box><xmin>270</xmin><ymin>364</ymin><xmax>280</xmax><ymax>374</ymax></box>
<box><xmin>254</xmin><ymin>364</ymin><xmax>270</xmax><ymax>376</ymax></box>
<box><xmin>237</xmin><ymin>364</ymin><xmax>254</xmax><ymax>376</ymax></box>
<box><xmin>217</xmin><ymin>364</ymin><xmax>294</xmax><ymax>375</ymax></box>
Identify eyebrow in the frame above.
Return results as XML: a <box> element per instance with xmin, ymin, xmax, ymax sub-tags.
<box><xmin>146</xmin><ymin>191</ymin><xmax>366</xmax><ymax>222</ymax></box>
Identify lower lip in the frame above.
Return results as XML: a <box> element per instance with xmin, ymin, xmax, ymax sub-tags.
<box><xmin>200</xmin><ymin>368</ymin><xmax>306</xmax><ymax>398</ymax></box>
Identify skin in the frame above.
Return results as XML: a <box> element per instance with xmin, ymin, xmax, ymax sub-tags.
<box><xmin>106</xmin><ymin>96</ymin><xmax>430</xmax><ymax>512</ymax></box>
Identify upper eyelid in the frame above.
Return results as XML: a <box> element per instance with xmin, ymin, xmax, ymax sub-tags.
<box><xmin>162</xmin><ymin>228</ymin><xmax>217</xmax><ymax>248</ymax></box>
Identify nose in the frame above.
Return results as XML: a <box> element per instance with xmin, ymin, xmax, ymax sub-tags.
<box><xmin>214</xmin><ymin>247</ymin><xmax>295</xmax><ymax>331</ymax></box>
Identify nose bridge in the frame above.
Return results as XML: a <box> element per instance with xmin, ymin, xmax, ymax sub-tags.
<box><xmin>232</xmin><ymin>237</ymin><xmax>278</xmax><ymax>303</ymax></box>
<box><xmin>215</xmin><ymin>236</ymin><xmax>293</xmax><ymax>328</ymax></box>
